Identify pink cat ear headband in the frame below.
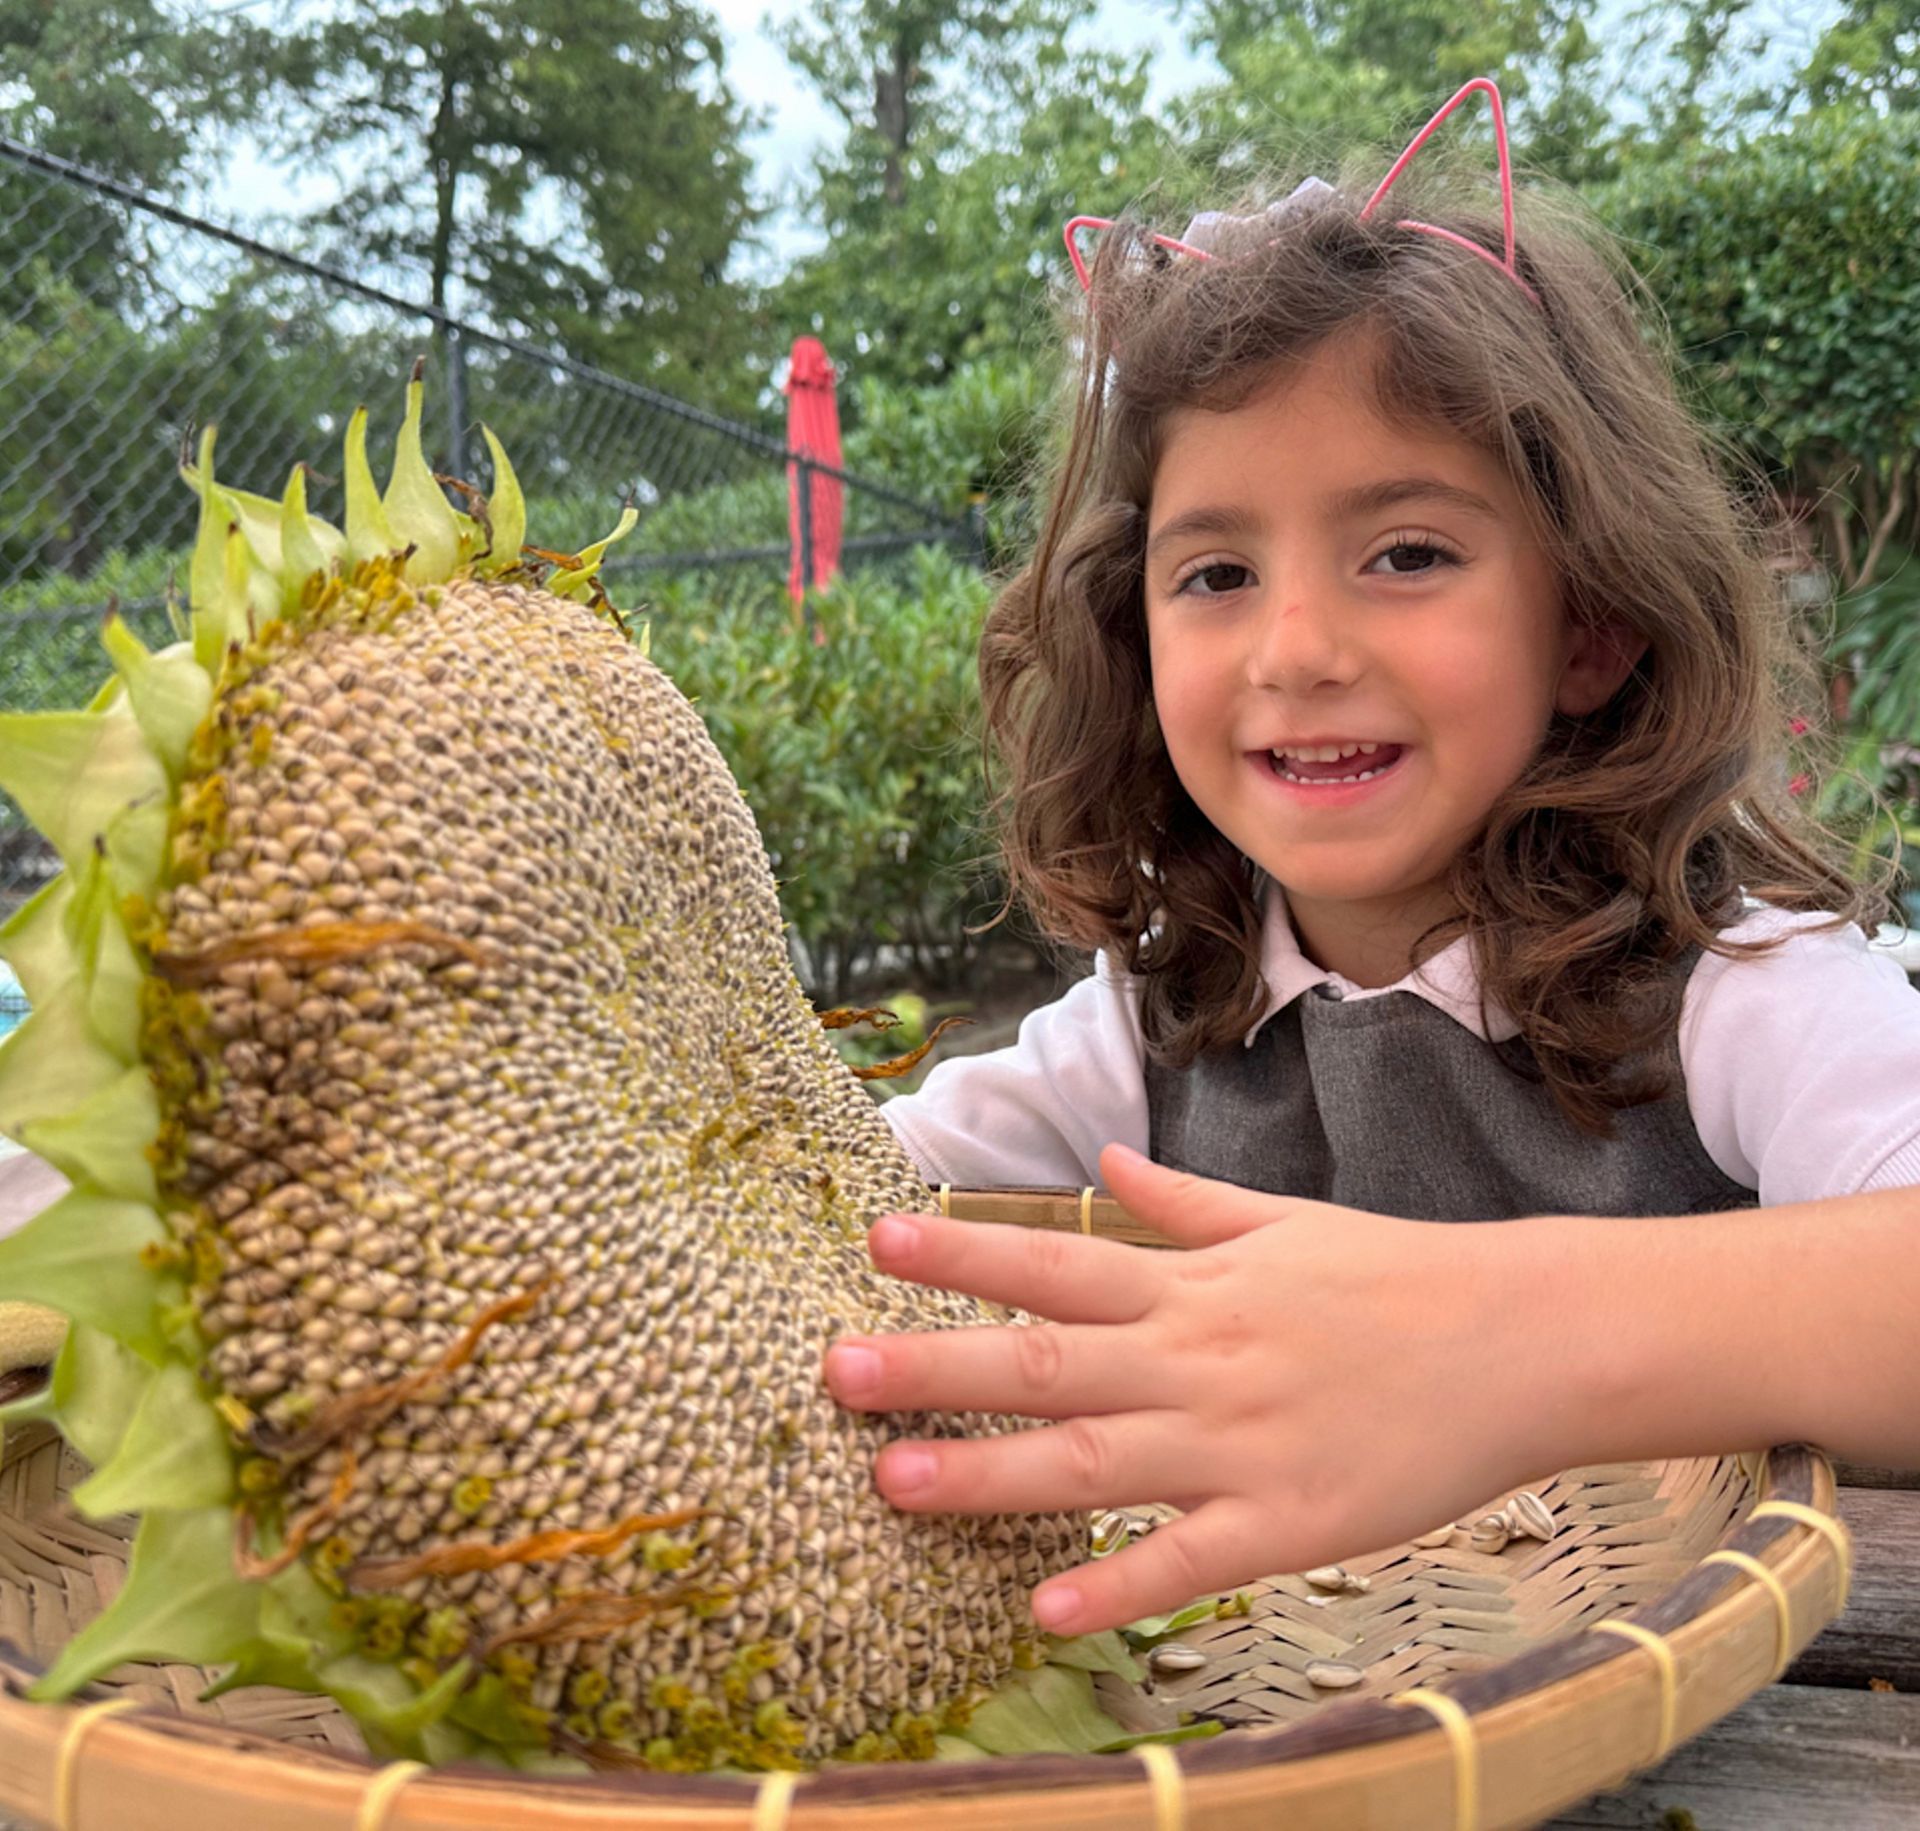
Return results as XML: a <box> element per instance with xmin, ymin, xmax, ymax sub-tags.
<box><xmin>1063</xmin><ymin>77</ymin><xmax>1541</xmax><ymax>308</ymax></box>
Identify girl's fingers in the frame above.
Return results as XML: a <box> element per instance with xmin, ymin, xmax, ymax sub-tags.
<box><xmin>865</xmin><ymin>1209</ymin><xmax>1162</xmax><ymax>1324</ymax></box>
<box><xmin>1029</xmin><ymin>1499</ymin><xmax>1272</xmax><ymax>1636</ymax></box>
<box><xmin>1099</xmin><ymin>1143</ymin><xmax>1299</xmax><ymax>1249</ymax></box>
<box><xmin>825</xmin><ymin>1319</ymin><xmax>1166</xmax><ymax>1419</ymax></box>
<box><xmin>870</xmin><ymin>1410</ymin><xmax>1197</xmax><ymax>1517</ymax></box>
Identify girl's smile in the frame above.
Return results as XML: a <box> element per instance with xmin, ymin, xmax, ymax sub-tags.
<box><xmin>1143</xmin><ymin>330</ymin><xmax>1635</xmax><ymax>984</ymax></box>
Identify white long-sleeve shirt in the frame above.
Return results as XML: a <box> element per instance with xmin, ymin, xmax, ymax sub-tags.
<box><xmin>883</xmin><ymin>894</ymin><xmax>1920</xmax><ymax>1208</ymax></box>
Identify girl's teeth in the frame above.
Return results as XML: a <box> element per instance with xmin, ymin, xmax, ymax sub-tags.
<box><xmin>1278</xmin><ymin>741</ymin><xmax>1380</xmax><ymax>763</ymax></box>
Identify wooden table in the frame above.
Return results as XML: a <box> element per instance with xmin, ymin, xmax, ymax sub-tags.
<box><xmin>1546</xmin><ymin>1459</ymin><xmax>1920</xmax><ymax>1828</ymax></box>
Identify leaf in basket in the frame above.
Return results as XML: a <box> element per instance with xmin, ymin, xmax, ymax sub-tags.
<box><xmin>0</xmin><ymin>1188</ymin><xmax>178</xmax><ymax>1363</ymax></box>
<box><xmin>71</xmin><ymin>1362</ymin><xmax>233</xmax><ymax>1517</ymax></box>
<box><xmin>1044</xmin><ymin>1628</ymin><xmax>1147</xmax><ymax>1680</ymax></box>
<box><xmin>1121</xmin><ymin>1598</ymin><xmax>1218</xmax><ymax>1642</ymax></box>
<box><xmin>1094</xmin><ymin>1721</ymin><xmax>1226</xmax><ymax>1754</ymax></box>
<box><xmin>32</xmin><ymin>1506</ymin><xmax>264</xmax><ymax>1698</ymax></box>
<box><xmin>952</xmin><ymin>1663</ymin><xmax>1135</xmax><ymax>1755</ymax></box>
<box><xmin>932</xmin><ymin>1734</ymin><xmax>996</xmax><ymax>1761</ymax></box>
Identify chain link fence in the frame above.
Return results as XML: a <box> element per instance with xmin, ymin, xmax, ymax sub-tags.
<box><xmin>0</xmin><ymin>137</ymin><xmax>973</xmax><ymax>1026</ymax></box>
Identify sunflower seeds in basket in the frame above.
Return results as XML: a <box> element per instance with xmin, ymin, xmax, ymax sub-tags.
<box><xmin>1469</xmin><ymin>1512</ymin><xmax>1513</xmax><ymax>1554</ymax></box>
<box><xmin>1507</xmin><ymin>1491</ymin><xmax>1556</xmax><ymax>1542</ymax></box>
<box><xmin>1305</xmin><ymin>1660</ymin><xmax>1365</xmax><ymax>1689</ymax></box>
<box><xmin>1410</xmin><ymin>1526</ymin><xmax>1455</xmax><ymax>1548</ymax></box>
<box><xmin>1305</xmin><ymin>1564</ymin><xmax>1370</xmax><ymax>1593</ymax></box>
<box><xmin>1149</xmin><ymin>1642</ymin><xmax>1208</xmax><ymax>1674</ymax></box>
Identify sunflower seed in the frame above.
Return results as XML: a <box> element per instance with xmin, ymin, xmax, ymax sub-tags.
<box><xmin>1411</xmin><ymin>1526</ymin><xmax>1454</xmax><ymax>1548</ymax></box>
<box><xmin>1149</xmin><ymin>1642</ymin><xmax>1207</xmax><ymax>1674</ymax></box>
<box><xmin>1507</xmin><ymin>1491</ymin><xmax>1556</xmax><ymax>1541</ymax></box>
<box><xmin>1305</xmin><ymin>1659</ymin><xmax>1364</xmax><ymax>1689</ymax></box>
<box><xmin>1469</xmin><ymin>1513</ymin><xmax>1512</xmax><ymax>1554</ymax></box>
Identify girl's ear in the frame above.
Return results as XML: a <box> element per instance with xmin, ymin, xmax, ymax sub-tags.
<box><xmin>1556</xmin><ymin>617</ymin><xmax>1648</xmax><ymax>717</ymax></box>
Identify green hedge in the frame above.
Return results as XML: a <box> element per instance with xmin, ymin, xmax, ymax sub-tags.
<box><xmin>643</xmin><ymin>548</ymin><xmax>1002</xmax><ymax>1003</ymax></box>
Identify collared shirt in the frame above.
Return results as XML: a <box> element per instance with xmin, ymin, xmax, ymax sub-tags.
<box><xmin>882</xmin><ymin>893</ymin><xmax>1920</xmax><ymax>1210</ymax></box>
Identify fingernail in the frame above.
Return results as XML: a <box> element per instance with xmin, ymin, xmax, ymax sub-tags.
<box><xmin>881</xmin><ymin>1445</ymin><xmax>937</xmax><ymax>1494</ymax></box>
<box><xmin>1032</xmin><ymin>1584</ymin><xmax>1081</xmax><ymax>1632</ymax></box>
<box><xmin>871</xmin><ymin>1215</ymin><xmax>919</xmax><ymax>1260</ymax></box>
<box><xmin>827</xmin><ymin>1343</ymin><xmax>882</xmax><ymax>1399</ymax></box>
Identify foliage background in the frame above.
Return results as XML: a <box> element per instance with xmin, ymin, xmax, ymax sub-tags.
<box><xmin>9</xmin><ymin>0</ymin><xmax>1920</xmax><ymax>996</ymax></box>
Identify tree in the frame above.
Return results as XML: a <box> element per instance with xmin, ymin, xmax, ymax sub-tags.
<box><xmin>1800</xmin><ymin>1</ymin><xmax>1920</xmax><ymax>113</ymax></box>
<box><xmin>0</xmin><ymin>0</ymin><xmax>272</xmax><ymax>313</ymax></box>
<box><xmin>265</xmin><ymin>0</ymin><xmax>765</xmax><ymax>414</ymax></box>
<box><xmin>1175</xmin><ymin>0</ymin><xmax>1615</xmax><ymax>184</ymax></box>
<box><xmin>772</xmin><ymin>0</ymin><xmax>1182</xmax><ymax>391</ymax></box>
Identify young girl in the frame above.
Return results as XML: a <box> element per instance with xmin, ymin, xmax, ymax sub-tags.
<box><xmin>821</xmin><ymin>81</ymin><xmax>1920</xmax><ymax>1641</ymax></box>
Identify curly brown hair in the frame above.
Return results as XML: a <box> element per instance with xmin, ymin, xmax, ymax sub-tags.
<box><xmin>980</xmin><ymin>165</ymin><xmax>1886</xmax><ymax>1136</ymax></box>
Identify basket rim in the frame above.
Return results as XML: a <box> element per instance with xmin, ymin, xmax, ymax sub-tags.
<box><xmin>0</xmin><ymin>1440</ymin><xmax>1843</xmax><ymax>1820</ymax></box>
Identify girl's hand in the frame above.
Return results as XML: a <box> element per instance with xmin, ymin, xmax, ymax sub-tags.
<box><xmin>823</xmin><ymin>1143</ymin><xmax>1581</xmax><ymax>1637</ymax></box>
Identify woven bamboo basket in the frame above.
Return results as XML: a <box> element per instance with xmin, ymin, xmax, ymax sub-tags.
<box><xmin>0</xmin><ymin>1187</ymin><xmax>1852</xmax><ymax>1831</ymax></box>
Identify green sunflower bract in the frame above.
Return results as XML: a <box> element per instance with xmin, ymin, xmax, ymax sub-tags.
<box><xmin>0</xmin><ymin>370</ymin><xmax>1194</xmax><ymax>1774</ymax></box>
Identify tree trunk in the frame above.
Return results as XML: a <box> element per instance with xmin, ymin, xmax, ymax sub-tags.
<box><xmin>873</xmin><ymin>37</ymin><xmax>913</xmax><ymax>207</ymax></box>
<box><xmin>428</xmin><ymin>3</ymin><xmax>463</xmax><ymax>316</ymax></box>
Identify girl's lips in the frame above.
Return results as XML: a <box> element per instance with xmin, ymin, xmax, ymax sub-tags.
<box><xmin>1253</xmin><ymin>742</ymin><xmax>1412</xmax><ymax>808</ymax></box>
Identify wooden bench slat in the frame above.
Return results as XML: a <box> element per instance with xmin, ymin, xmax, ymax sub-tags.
<box><xmin>1546</xmin><ymin>1682</ymin><xmax>1920</xmax><ymax>1829</ymax></box>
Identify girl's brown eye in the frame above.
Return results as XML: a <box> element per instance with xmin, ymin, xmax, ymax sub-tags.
<box><xmin>1178</xmin><ymin>562</ymin><xmax>1252</xmax><ymax>596</ymax></box>
<box><xmin>1369</xmin><ymin>541</ymin><xmax>1458</xmax><ymax>575</ymax></box>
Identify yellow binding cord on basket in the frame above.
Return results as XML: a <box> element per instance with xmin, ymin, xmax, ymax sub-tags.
<box><xmin>1390</xmin><ymin>1687</ymin><xmax>1479</xmax><ymax>1831</ymax></box>
<box><xmin>53</xmin><ymin>1697</ymin><xmax>140</xmax><ymax>1831</ymax></box>
<box><xmin>1589</xmin><ymin>1619</ymin><xmax>1679</xmax><ymax>1761</ymax></box>
<box><xmin>1080</xmin><ymin>1186</ymin><xmax>1095</xmax><ymax>1235</ymax></box>
<box><xmin>937</xmin><ymin>1183</ymin><xmax>951</xmax><ymax>1217</ymax></box>
<box><xmin>1749</xmin><ymin>1498</ymin><xmax>1854</xmax><ymax>1604</ymax></box>
<box><xmin>355</xmin><ymin>1759</ymin><xmax>428</xmax><ymax>1831</ymax></box>
<box><xmin>750</xmin><ymin>1769</ymin><xmax>799</xmax><ymax>1830</ymax></box>
<box><xmin>1700</xmin><ymin>1548</ymin><xmax>1794</xmax><ymax>1680</ymax></box>
<box><xmin>1131</xmin><ymin>1742</ymin><xmax>1186</xmax><ymax>1830</ymax></box>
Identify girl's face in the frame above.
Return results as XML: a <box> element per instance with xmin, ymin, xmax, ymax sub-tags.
<box><xmin>1144</xmin><ymin>334</ymin><xmax>1625</xmax><ymax>964</ymax></box>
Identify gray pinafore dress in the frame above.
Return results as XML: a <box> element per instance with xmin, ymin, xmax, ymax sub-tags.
<box><xmin>1146</xmin><ymin>984</ymin><xmax>1753</xmax><ymax>1222</ymax></box>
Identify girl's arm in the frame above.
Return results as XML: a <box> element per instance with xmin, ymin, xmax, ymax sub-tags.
<box><xmin>1537</xmin><ymin>1182</ymin><xmax>1920</xmax><ymax>1471</ymax></box>
<box><xmin>824</xmin><ymin>1149</ymin><xmax>1920</xmax><ymax>1635</ymax></box>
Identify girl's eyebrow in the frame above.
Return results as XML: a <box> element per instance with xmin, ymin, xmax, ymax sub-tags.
<box><xmin>1146</xmin><ymin>477</ymin><xmax>1500</xmax><ymax>566</ymax></box>
<box><xmin>1323</xmin><ymin>476</ymin><xmax>1500</xmax><ymax>521</ymax></box>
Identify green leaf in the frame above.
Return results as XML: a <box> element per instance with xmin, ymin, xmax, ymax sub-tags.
<box><xmin>32</xmin><ymin>1507</ymin><xmax>263</xmax><ymax>1699</ymax></box>
<box><xmin>0</xmin><ymin>707</ymin><xmax>168</xmax><ymax>885</ymax></box>
<box><xmin>1094</xmin><ymin>1721</ymin><xmax>1226</xmax><ymax>1754</ymax></box>
<box><xmin>0</xmin><ymin>1188</ymin><xmax>174</xmax><ymax>1361</ymax></box>
<box><xmin>383</xmin><ymin>372</ymin><xmax>460</xmax><ymax>582</ymax></box>
<box><xmin>0</xmin><ymin>979</ymin><xmax>125</xmax><ymax>1146</ymax></box>
<box><xmin>931</xmin><ymin>1734</ymin><xmax>996</xmax><ymax>1762</ymax></box>
<box><xmin>1122</xmin><ymin>1598</ymin><xmax>1219</xmax><ymax>1642</ymax></box>
<box><xmin>1045</xmin><ymin>1629</ymin><xmax>1146</xmax><ymax>1681</ymax></box>
<box><xmin>549</xmin><ymin>505</ymin><xmax>638</xmax><ymax>601</ymax></box>
<box><xmin>0</xmin><ymin>876</ymin><xmax>77</xmax><ymax>1011</ymax></box>
<box><xmin>16</xmin><ymin>1066</ymin><xmax>159</xmax><ymax>1206</ymax></box>
<box><xmin>277</xmin><ymin>464</ymin><xmax>332</xmax><ymax>606</ymax></box>
<box><xmin>343</xmin><ymin>406</ymin><xmax>396</xmax><ymax>568</ymax></box>
<box><xmin>100</xmin><ymin>617</ymin><xmax>213</xmax><ymax>787</ymax></box>
<box><xmin>48</xmin><ymin>1323</ymin><xmax>150</xmax><ymax>1467</ymax></box>
<box><xmin>72</xmin><ymin>1360</ymin><xmax>232</xmax><ymax>1517</ymax></box>
<box><xmin>956</xmin><ymin>1663</ymin><xmax>1135</xmax><ymax>1757</ymax></box>
<box><xmin>64</xmin><ymin>857</ymin><xmax>142</xmax><ymax>1066</ymax></box>
<box><xmin>479</xmin><ymin>426</ymin><xmax>525</xmax><ymax>575</ymax></box>
<box><xmin>315</xmin><ymin>1655</ymin><xmax>473</xmax><ymax>1761</ymax></box>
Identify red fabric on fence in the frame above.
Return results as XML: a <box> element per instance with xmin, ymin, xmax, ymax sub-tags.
<box><xmin>785</xmin><ymin>335</ymin><xmax>844</xmax><ymax>614</ymax></box>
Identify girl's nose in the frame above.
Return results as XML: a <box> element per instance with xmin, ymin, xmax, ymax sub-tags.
<box><xmin>1244</xmin><ymin>585</ymin><xmax>1361</xmax><ymax>694</ymax></box>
